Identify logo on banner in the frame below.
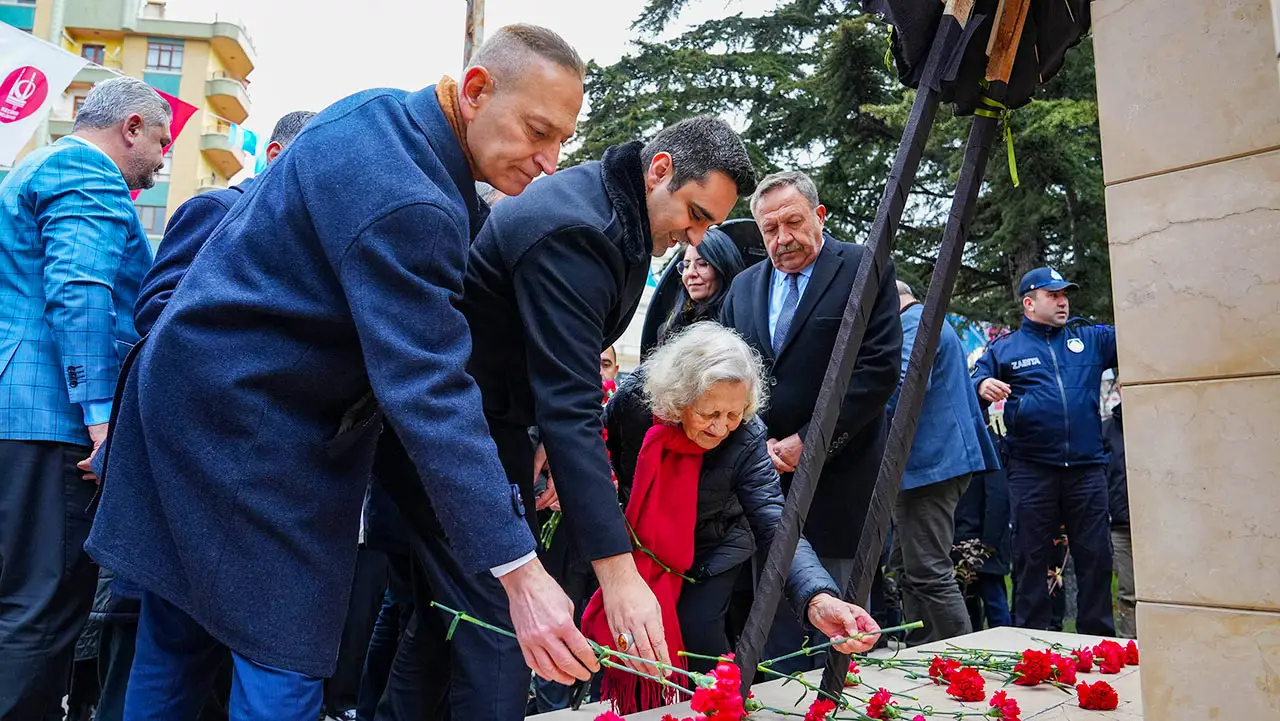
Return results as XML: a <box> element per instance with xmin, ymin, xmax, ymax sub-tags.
<box><xmin>0</xmin><ymin>65</ymin><xmax>48</xmax><ymax>124</ymax></box>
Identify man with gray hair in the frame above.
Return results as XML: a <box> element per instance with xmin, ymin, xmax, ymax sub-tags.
<box><xmin>0</xmin><ymin>75</ymin><xmax>169</xmax><ymax>717</ymax></box>
<box><xmin>721</xmin><ymin>169</ymin><xmax>902</xmax><ymax>672</ymax></box>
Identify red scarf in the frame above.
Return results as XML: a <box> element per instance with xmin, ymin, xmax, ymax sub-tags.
<box><xmin>581</xmin><ymin>422</ymin><xmax>706</xmax><ymax>713</ymax></box>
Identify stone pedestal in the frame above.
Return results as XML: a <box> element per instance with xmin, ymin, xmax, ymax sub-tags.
<box><xmin>541</xmin><ymin>627</ymin><xmax>1143</xmax><ymax>720</ymax></box>
<box><xmin>1093</xmin><ymin>0</ymin><xmax>1280</xmax><ymax>717</ymax></box>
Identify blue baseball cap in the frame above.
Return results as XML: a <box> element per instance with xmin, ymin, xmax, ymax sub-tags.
<box><xmin>1018</xmin><ymin>267</ymin><xmax>1079</xmax><ymax>296</ymax></box>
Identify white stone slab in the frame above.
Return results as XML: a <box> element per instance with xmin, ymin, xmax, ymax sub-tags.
<box><xmin>541</xmin><ymin>628</ymin><xmax>1143</xmax><ymax>720</ymax></box>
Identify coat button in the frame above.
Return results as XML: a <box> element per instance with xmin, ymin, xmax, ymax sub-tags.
<box><xmin>769</xmin><ymin>377</ymin><xmax>777</xmax><ymax>387</ymax></box>
<box><xmin>510</xmin><ymin>484</ymin><xmax>525</xmax><ymax>517</ymax></box>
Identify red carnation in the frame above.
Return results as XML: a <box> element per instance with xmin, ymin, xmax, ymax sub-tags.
<box><xmin>866</xmin><ymin>688</ymin><xmax>896</xmax><ymax>719</ymax></box>
<box><xmin>1125</xmin><ymin>640</ymin><xmax>1139</xmax><ymax>665</ymax></box>
<box><xmin>1076</xmin><ymin>681</ymin><xmax>1120</xmax><ymax>710</ymax></box>
<box><xmin>988</xmin><ymin>690</ymin><xmax>1021</xmax><ymax>721</ymax></box>
<box><xmin>946</xmin><ymin>666</ymin><xmax>987</xmax><ymax>702</ymax></box>
<box><xmin>1013</xmin><ymin>649</ymin><xmax>1054</xmax><ymax>686</ymax></box>
<box><xmin>595</xmin><ymin>713</ymin><xmax>625</xmax><ymax>721</ymax></box>
<box><xmin>845</xmin><ymin>659</ymin><xmax>862</xmax><ymax>687</ymax></box>
<box><xmin>929</xmin><ymin>655</ymin><xmax>962</xmax><ymax>684</ymax></box>
<box><xmin>1072</xmin><ymin>648</ymin><xmax>1094</xmax><ymax>673</ymax></box>
<box><xmin>1051</xmin><ymin>653</ymin><xmax>1078</xmax><ymax>684</ymax></box>
<box><xmin>1093</xmin><ymin>641</ymin><xmax>1126</xmax><ymax>674</ymax></box>
<box><xmin>805</xmin><ymin>698</ymin><xmax>838</xmax><ymax>721</ymax></box>
<box><xmin>691</xmin><ymin>657</ymin><xmax>745</xmax><ymax>720</ymax></box>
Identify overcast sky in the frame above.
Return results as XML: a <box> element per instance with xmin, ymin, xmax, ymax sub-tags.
<box><xmin>165</xmin><ymin>0</ymin><xmax>772</xmax><ymax>139</ymax></box>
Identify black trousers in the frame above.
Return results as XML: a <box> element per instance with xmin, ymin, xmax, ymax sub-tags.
<box><xmin>326</xmin><ymin>547</ymin><xmax>387</xmax><ymax>714</ymax></box>
<box><xmin>676</xmin><ymin>565</ymin><xmax>746</xmax><ymax>674</ymax></box>
<box><xmin>375</xmin><ymin>534</ymin><xmax>527</xmax><ymax>720</ymax></box>
<box><xmin>375</xmin><ymin>416</ymin><xmax>535</xmax><ymax>721</ymax></box>
<box><xmin>0</xmin><ymin>440</ymin><xmax>99</xmax><ymax>719</ymax></box>
<box><xmin>1007</xmin><ymin>459</ymin><xmax>1115</xmax><ymax>636</ymax></box>
<box><xmin>356</xmin><ymin>551</ymin><xmax>413</xmax><ymax>721</ymax></box>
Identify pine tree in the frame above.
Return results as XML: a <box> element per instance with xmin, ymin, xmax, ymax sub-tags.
<box><xmin>571</xmin><ymin>0</ymin><xmax>1110</xmax><ymax>326</ymax></box>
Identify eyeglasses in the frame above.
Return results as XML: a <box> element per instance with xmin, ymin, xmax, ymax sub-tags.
<box><xmin>677</xmin><ymin>258</ymin><xmax>712</xmax><ymax>275</ymax></box>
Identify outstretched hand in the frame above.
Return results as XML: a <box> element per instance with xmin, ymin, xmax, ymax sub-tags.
<box><xmin>499</xmin><ymin>558</ymin><xmax>600</xmax><ymax>684</ymax></box>
<box><xmin>806</xmin><ymin>593</ymin><xmax>881</xmax><ymax>655</ymax></box>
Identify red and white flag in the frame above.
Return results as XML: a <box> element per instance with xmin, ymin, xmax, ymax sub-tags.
<box><xmin>0</xmin><ymin>22</ymin><xmax>88</xmax><ymax>164</ymax></box>
<box><xmin>131</xmin><ymin>88</ymin><xmax>197</xmax><ymax>199</ymax></box>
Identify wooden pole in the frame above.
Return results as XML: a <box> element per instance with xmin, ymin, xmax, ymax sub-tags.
<box><xmin>463</xmin><ymin>0</ymin><xmax>485</xmax><ymax>67</ymax></box>
<box><xmin>733</xmin><ymin>0</ymin><xmax>977</xmax><ymax>695</ymax></box>
<box><xmin>816</xmin><ymin>0</ymin><xmax>1031</xmax><ymax>699</ymax></box>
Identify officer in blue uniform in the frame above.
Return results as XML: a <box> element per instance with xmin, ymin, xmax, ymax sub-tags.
<box><xmin>972</xmin><ymin>267</ymin><xmax>1117</xmax><ymax>635</ymax></box>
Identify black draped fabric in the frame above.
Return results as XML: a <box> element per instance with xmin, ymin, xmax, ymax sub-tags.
<box><xmin>863</xmin><ymin>0</ymin><xmax>1090</xmax><ymax>114</ymax></box>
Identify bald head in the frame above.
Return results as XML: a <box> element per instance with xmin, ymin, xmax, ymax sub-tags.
<box><xmin>467</xmin><ymin>24</ymin><xmax>585</xmax><ymax>86</ymax></box>
<box><xmin>459</xmin><ymin>24</ymin><xmax>585</xmax><ymax>197</ymax></box>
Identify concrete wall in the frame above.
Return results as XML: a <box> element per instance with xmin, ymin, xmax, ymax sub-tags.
<box><xmin>1093</xmin><ymin>0</ymin><xmax>1280</xmax><ymax>718</ymax></box>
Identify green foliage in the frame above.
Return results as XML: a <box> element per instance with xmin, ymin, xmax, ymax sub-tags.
<box><xmin>572</xmin><ymin>0</ymin><xmax>1111</xmax><ymax>327</ymax></box>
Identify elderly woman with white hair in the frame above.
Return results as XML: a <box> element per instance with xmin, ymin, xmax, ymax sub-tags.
<box><xmin>585</xmin><ymin>323</ymin><xmax>878</xmax><ymax>707</ymax></box>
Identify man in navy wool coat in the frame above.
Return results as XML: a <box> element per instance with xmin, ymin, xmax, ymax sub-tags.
<box><xmin>85</xmin><ymin>25</ymin><xmax>596</xmax><ymax>719</ymax></box>
<box><xmin>86</xmin><ymin>109</ymin><xmax>316</xmax><ymax>721</ymax></box>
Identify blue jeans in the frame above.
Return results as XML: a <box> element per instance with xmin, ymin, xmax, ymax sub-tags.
<box><xmin>124</xmin><ymin>591</ymin><xmax>323</xmax><ymax>720</ymax></box>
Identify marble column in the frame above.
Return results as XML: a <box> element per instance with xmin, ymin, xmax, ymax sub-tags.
<box><xmin>1093</xmin><ymin>0</ymin><xmax>1280</xmax><ymax>718</ymax></box>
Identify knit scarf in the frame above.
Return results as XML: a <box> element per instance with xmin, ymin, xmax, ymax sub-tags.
<box><xmin>581</xmin><ymin>422</ymin><xmax>706</xmax><ymax>714</ymax></box>
<box><xmin>434</xmin><ymin>75</ymin><xmax>478</xmax><ymax>177</ymax></box>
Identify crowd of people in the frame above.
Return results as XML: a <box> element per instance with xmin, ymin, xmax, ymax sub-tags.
<box><xmin>0</xmin><ymin>20</ymin><xmax>1131</xmax><ymax>721</ymax></box>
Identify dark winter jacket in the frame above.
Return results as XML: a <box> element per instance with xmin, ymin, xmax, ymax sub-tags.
<box><xmin>1102</xmin><ymin>403</ymin><xmax>1128</xmax><ymax>527</ymax></box>
<box><xmin>972</xmin><ymin>317</ymin><xmax>1117</xmax><ymax>466</ymax></box>
<box><xmin>953</xmin><ymin>428</ymin><xmax>1013</xmax><ymax>576</ymax></box>
<box><xmin>604</xmin><ymin>376</ymin><xmax>839</xmax><ymax>620</ymax></box>
<box><xmin>459</xmin><ymin>141</ymin><xmax>653</xmax><ymax>564</ymax></box>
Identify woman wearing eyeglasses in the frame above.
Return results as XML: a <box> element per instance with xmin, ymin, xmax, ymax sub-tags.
<box><xmin>591</xmin><ymin>323</ymin><xmax>878</xmax><ymax>713</ymax></box>
<box><xmin>653</xmin><ymin>227</ymin><xmax>746</xmax><ymax>344</ymax></box>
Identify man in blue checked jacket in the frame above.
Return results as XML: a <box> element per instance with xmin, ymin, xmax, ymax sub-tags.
<box><xmin>0</xmin><ymin>76</ymin><xmax>169</xmax><ymax>718</ymax></box>
<box><xmin>971</xmin><ymin>267</ymin><xmax>1118</xmax><ymax>637</ymax></box>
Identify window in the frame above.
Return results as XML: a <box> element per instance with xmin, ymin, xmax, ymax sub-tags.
<box><xmin>72</xmin><ymin>95</ymin><xmax>87</xmax><ymax>118</ymax></box>
<box><xmin>157</xmin><ymin>154</ymin><xmax>172</xmax><ymax>178</ymax></box>
<box><xmin>146</xmin><ymin>41</ymin><xmax>183</xmax><ymax>72</ymax></box>
<box><xmin>81</xmin><ymin>44</ymin><xmax>105</xmax><ymax>65</ymax></box>
<box><xmin>136</xmin><ymin>205</ymin><xmax>166</xmax><ymax>234</ymax></box>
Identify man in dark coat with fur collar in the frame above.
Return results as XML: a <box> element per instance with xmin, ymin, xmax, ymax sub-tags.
<box><xmin>375</xmin><ymin>115</ymin><xmax>757</xmax><ymax>717</ymax></box>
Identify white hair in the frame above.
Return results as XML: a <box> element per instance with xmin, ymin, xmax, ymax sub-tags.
<box><xmin>642</xmin><ymin>322</ymin><xmax>768</xmax><ymax>424</ymax></box>
<box><xmin>73</xmin><ymin>76</ymin><xmax>170</xmax><ymax>132</ymax></box>
<box><xmin>896</xmin><ymin>280</ymin><xmax>914</xmax><ymax>297</ymax></box>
